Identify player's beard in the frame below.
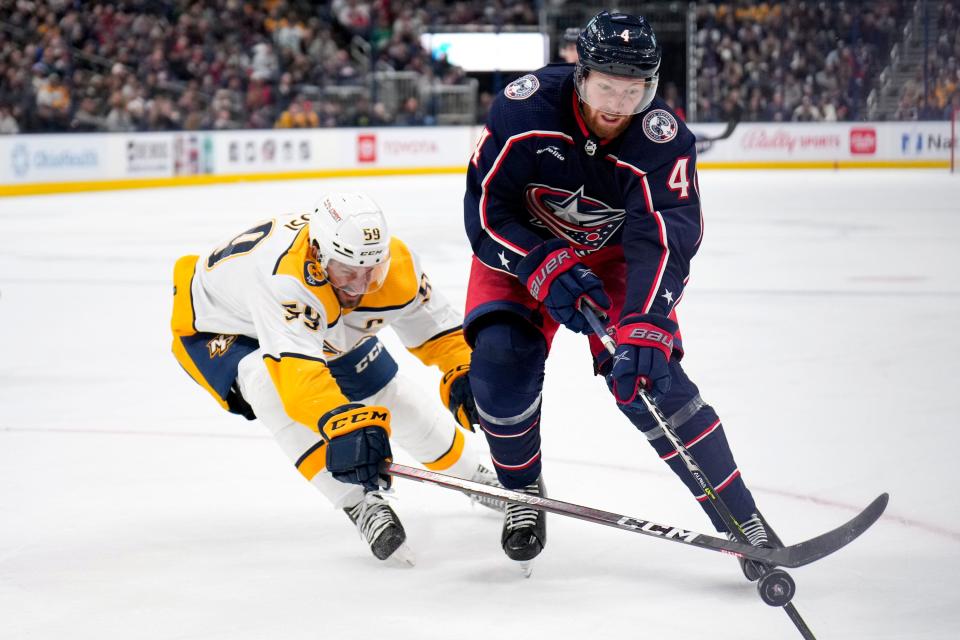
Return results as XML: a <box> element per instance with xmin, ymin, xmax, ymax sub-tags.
<box><xmin>581</xmin><ymin>102</ymin><xmax>633</xmax><ymax>140</ymax></box>
<box><xmin>334</xmin><ymin>288</ymin><xmax>363</xmax><ymax>309</ymax></box>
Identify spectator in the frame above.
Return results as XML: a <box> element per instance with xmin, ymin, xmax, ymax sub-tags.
<box><xmin>275</xmin><ymin>98</ymin><xmax>319</xmax><ymax>128</ymax></box>
<box><xmin>662</xmin><ymin>82</ymin><xmax>687</xmax><ymax>121</ymax></box>
<box><xmin>105</xmin><ymin>93</ymin><xmax>134</xmax><ymax>132</ymax></box>
<box><xmin>557</xmin><ymin>27</ymin><xmax>580</xmax><ymax>64</ymax></box>
<box><xmin>792</xmin><ymin>95</ymin><xmax>822</xmax><ymax>122</ymax></box>
<box><xmin>0</xmin><ymin>106</ymin><xmax>19</xmax><ymax>134</ymax></box>
<box><xmin>70</xmin><ymin>96</ymin><xmax>103</xmax><ymax>132</ymax></box>
<box><xmin>35</xmin><ymin>72</ymin><xmax>71</xmax><ymax>130</ymax></box>
<box><xmin>695</xmin><ymin>1</ymin><xmax>903</xmax><ymax>121</ymax></box>
<box><xmin>394</xmin><ymin>95</ymin><xmax>426</xmax><ymax>126</ymax></box>
<box><xmin>0</xmin><ymin>0</ymin><xmax>496</xmax><ymax>131</ymax></box>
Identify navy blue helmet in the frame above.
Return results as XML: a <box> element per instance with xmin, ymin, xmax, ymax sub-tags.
<box><xmin>574</xmin><ymin>11</ymin><xmax>661</xmax><ymax>115</ymax></box>
<box><xmin>576</xmin><ymin>11</ymin><xmax>661</xmax><ymax>79</ymax></box>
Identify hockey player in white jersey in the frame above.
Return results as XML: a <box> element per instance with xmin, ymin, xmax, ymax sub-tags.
<box><xmin>170</xmin><ymin>192</ymin><xmax>500</xmax><ymax>564</ymax></box>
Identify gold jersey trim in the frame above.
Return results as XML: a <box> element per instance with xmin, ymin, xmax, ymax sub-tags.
<box><xmin>171</xmin><ymin>255</ymin><xmax>200</xmax><ymax>337</ymax></box>
<box><xmin>272</xmin><ymin>226</ymin><xmax>342</xmax><ymax>327</ymax></box>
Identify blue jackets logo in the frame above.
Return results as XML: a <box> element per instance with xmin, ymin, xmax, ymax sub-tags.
<box><xmin>524</xmin><ymin>184</ymin><xmax>626</xmax><ymax>251</ymax></box>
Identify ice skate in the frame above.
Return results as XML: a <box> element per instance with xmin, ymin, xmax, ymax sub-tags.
<box><xmin>729</xmin><ymin>511</ymin><xmax>783</xmax><ymax>582</ymax></box>
<box><xmin>466</xmin><ymin>463</ymin><xmax>507</xmax><ymax>512</ymax></box>
<box><xmin>344</xmin><ymin>491</ymin><xmax>415</xmax><ymax>566</ymax></box>
<box><xmin>501</xmin><ymin>476</ymin><xmax>547</xmax><ymax>573</ymax></box>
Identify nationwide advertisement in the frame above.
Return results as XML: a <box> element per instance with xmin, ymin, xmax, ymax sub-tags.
<box><xmin>892</xmin><ymin>124</ymin><xmax>956</xmax><ymax>158</ymax></box>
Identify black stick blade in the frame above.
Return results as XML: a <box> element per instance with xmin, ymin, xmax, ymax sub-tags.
<box><xmin>776</xmin><ymin>493</ymin><xmax>889</xmax><ymax>568</ymax></box>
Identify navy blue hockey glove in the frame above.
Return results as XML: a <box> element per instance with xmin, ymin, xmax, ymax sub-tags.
<box><xmin>610</xmin><ymin>314</ymin><xmax>679</xmax><ymax>407</ymax></box>
<box><xmin>516</xmin><ymin>239</ymin><xmax>611</xmax><ymax>334</ymax></box>
<box><xmin>318</xmin><ymin>403</ymin><xmax>393</xmax><ymax>492</ymax></box>
<box><xmin>441</xmin><ymin>364</ymin><xmax>479</xmax><ymax>432</ymax></box>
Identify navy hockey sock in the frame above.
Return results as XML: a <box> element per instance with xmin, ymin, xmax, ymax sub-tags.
<box><xmin>469</xmin><ymin>317</ymin><xmax>548</xmax><ymax>489</ymax></box>
<box><xmin>610</xmin><ymin>360</ymin><xmax>758</xmax><ymax>531</ymax></box>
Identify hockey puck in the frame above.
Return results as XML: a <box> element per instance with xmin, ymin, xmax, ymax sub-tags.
<box><xmin>757</xmin><ymin>569</ymin><xmax>796</xmax><ymax>607</ymax></box>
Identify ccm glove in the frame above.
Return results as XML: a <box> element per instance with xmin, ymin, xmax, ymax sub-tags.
<box><xmin>318</xmin><ymin>403</ymin><xmax>393</xmax><ymax>491</ymax></box>
<box><xmin>516</xmin><ymin>239</ymin><xmax>611</xmax><ymax>334</ymax></box>
<box><xmin>610</xmin><ymin>314</ymin><xmax>679</xmax><ymax>406</ymax></box>
<box><xmin>440</xmin><ymin>364</ymin><xmax>478</xmax><ymax>432</ymax></box>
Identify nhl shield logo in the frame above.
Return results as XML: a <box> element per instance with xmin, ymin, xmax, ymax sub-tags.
<box><xmin>505</xmin><ymin>74</ymin><xmax>540</xmax><ymax>100</ymax></box>
<box><xmin>642</xmin><ymin>109</ymin><xmax>678</xmax><ymax>143</ymax></box>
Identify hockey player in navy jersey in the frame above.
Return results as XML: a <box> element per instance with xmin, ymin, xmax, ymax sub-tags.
<box><xmin>463</xmin><ymin>11</ymin><xmax>778</xmax><ymax>573</ymax></box>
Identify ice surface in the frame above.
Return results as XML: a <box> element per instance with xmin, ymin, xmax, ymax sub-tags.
<box><xmin>1</xmin><ymin>170</ymin><xmax>959</xmax><ymax>639</ymax></box>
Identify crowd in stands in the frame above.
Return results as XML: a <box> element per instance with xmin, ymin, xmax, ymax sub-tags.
<box><xmin>894</xmin><ymin>2</ymin><xmax>960</xmax><ymax>120</ymax></box>
<box><xmin>0</xmin><ymin>0</ymin><xmax>538</xmax><ymax>134</ymax></box>
<box><xmin>2</xmin><ymin>1</ymin><xmax>958</xmax><ymax>134</ymax></box>
<box><xmin>695</xmin><ymin>1</ymin><xmax>905</xmax><ymax>122</ymax></box>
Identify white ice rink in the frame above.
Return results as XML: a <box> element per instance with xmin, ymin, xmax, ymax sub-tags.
<box><xmin>1</xmin><ymin>170</ymin><xmax>959</xmax><ymax>639</ymax></box>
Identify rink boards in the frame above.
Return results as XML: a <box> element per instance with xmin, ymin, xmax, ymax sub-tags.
<box><xmin>0</xmin><ymin>121</ymin><xmax>954</xmax><ymax>197</ymax></box>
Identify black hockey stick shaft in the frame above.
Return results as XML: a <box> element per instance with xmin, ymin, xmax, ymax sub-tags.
<box><xmin>580</xmin><ymin>304</ymin><xmax>817</xmax><ymax>639</ymax></box>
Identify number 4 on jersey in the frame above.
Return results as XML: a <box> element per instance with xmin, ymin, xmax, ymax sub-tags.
<box><xmin>667</xmin><ymin>157</ymin><xmax>690</xmax><ymax>200</ymax></box>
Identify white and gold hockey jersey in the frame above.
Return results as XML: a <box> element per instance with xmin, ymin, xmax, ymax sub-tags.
<box><xmin>170</xmin><ymin>212</ymin><xmax>471</xmax><ymax>434</ymax></box>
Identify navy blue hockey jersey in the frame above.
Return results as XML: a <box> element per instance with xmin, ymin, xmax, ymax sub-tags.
<box><xmin>464</xmin><ymin>64</ymin><xmax>702</xmax><ymax>323</ymax></box>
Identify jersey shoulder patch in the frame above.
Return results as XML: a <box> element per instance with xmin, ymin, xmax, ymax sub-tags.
<box><xmin>641</xmin><ymin>109</ymin><xmax>679</xmax><ymax>144</ymax></box>
<box><xmin>505</xmin><ymin>74</ymin><xmax>540</xmax><ymax>100</ymax></box>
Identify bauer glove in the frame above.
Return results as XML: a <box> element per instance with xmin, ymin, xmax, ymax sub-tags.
<box><xmin>516</xmin><ymin>239</ymin><xmax>611</xmax><ymax>335</ymax></box>
<box><xmin>318</xmin><ymin>403</ymin><xmax>393</xmax><ymax>491</ymax></box>
<box><xmin>610</xmin><ymin>314</ymin><xmax>678</xmax><ymax>407</ymax></box>
<box><xmin>440</xmin><ymin>363</ymin><xmax>479</xmax><ymax>432</ymax></box>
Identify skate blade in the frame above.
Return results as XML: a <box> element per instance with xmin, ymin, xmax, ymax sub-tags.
<box><xmin>518</xmin><ymin>561</ymin><xmax>533</xmax><ymax>578</ymax></box>
<box><xmin>385</xmin><ymin>542</ymin><xmax>416</xmax><ymax>568</ymax></box>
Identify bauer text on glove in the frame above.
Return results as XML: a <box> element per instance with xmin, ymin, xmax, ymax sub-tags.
<box><xmin>516</xmin><ymin>239</ymin><xmax>611</xmax><ymax>334</ymax></box>
<box><xmin>610</xmin><ymin>314</ymin><xmax>679</xmax><ymax>406</ymax></box>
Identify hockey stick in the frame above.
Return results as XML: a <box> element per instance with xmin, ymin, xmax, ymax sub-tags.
<box><xmin>580</xmin><ymin>303</ymin><xmax>886</xmax><ymax>639</ymax></box>
<box><xmin>384</xmin><ymin>462</ymin><xmax>887</xmax><ymax>571</ymax></box>
<box><xmin>580</xmin><ymin>303</ymin><xmax>818</xmax><ymax>631</ymax></box>
<box><xmin>693</xmin><ymin>116</ymin><xmax>738</xmax><ymax>155</ymax></box>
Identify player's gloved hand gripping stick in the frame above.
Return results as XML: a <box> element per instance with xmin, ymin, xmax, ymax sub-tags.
<box><xmin>516</xmin><ymin>239</ymin><xmax>611</xmax><ymax>334</ymax></box>
<box><xmin>319</xmin><ymin>403</ymin><xmax>394</xmax><ymax>492</ymax></box>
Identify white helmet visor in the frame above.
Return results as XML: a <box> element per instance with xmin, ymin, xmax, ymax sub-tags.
<box><xmin>575</xmin><ymin>68</ymin><xmax>658</xmax><ymax>116</ymax></box>
<box><xmin>326</xmin><ymin>256</ymin><xmax>390</xmax><ymax>296</ymax></box>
